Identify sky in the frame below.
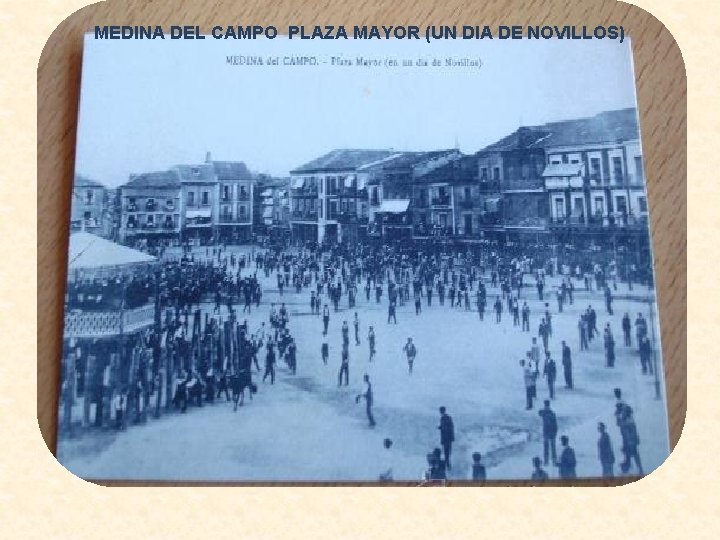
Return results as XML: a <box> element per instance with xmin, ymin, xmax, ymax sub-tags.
<box><xmin>75</xmin><ymin>35</ymin><xmax>639</xmax><ymax>187</ymax></box>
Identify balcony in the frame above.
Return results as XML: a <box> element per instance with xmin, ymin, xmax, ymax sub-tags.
<box><xmin>291</xmin><ymin>210</ymin><xmax>318</xmax><ymax>221</ymax></box>
<box><xmin>502</xmin><ymin>179</ymin><xmax>544</xmax><ymax>192</ymax></box>
<box><xmin>219</xmin><ymin>215</ymin><xmax>250</xmax><ymax>224</ymax></box>
<box><xmin>126</xmin><ymin>204</ymin><xmax>138</xmax><ymax>212</ymax></box>
<box><xmin>145</xmin><ymin>201</ymin><xmax>157</xmax><ymax>211</ymax></box>
<box><xmin>504</xmin><ymin>216</ymin><xmax>549</xmax><ymax>229</ymax></box>
<box><xmin>545</xmin><ymin>177</ymin><xmax>583</xmax><ymax>190</ymax></box>
<box><xmin>291</xmin><ymin>187</ymin><xmax>319</xmax><ymax>197</ymax></box>
<box><xmin>430</xmin><ymin>196</ymin><xmax>451</xmax><ymax>207</ymax></box>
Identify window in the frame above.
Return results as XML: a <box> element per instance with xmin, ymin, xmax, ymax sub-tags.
<box><xmin>570</xmin><ymin>158</ymin><xmax>580</xmax><ymax>164</ymax></box>
<box><xmin>634</xmin><ymin>156</ymin><xmax>643</xmax><ymax>183</ymax></box>
<box><xmin>464</xmin><ymin>187</ymin><xmax>471</xmax><ymax>201</ymax></box>
<box><xmin>83</xmin><ymin>211</ymin><xmax>91</xmax><ymax>220</ymax></box>
<box><xmin>492</xmin><ymin>167</ymin><xmax>500</xmax><ymax>181</ymax></box>
<box><xmin>319</xmin><ymin>203</ymin><xmax>323</xmax><ymax>218</ymax></box>
<box><xmin>191</xmin><ymin>167</ymin><xmax>199</xmax><ymax>176</ymax></box>
<box><xmin>128</xmin><ymin>197</ymin><xmax>137</xmax><ymax>211</ymax></box>
<box><xmin>240</xmin><ymin>186</ymin><xmax>247</xmax><ymax>200</ymax></box>
<box><xmin>371</xmin><ymin>187</ymin><xmax>379</xmax><ymax>205</ymax></box>
<box><xmin>464</xmin><ymin>214</ymin><xmax>473</xmax><ymax>235</ymax></box>
<box><xmin>551</xmin><ymin>159</ymin><xmax>561</xmax><ymax>165</ymax></box>
<box><xmin>480</xmin><ymin>167</ymin><xmax>488</xmax><ymax>181</ymax></box>
<box><xmin>561</xmin><ymin>154</ymin><xmax>568</xmax><ymax>164</ymax></box>
<box><xmin>590</xmin><ymin>158</ymin><xmax>601</xmax><ymax>183</ymax></box>
<box><xmin>573</xmin><ymin>197</ymin><xmax>584</xmax><ymax>217</ymax></box>
<box><xmin>594</xmin><ymin>197</ymin><xmax>604</xmax><ymax>215</ymax></box>
<box><xmin>612</xmin><ymin>157</ymin><xmax>623</xmax><ymax>183</ymax></box>
<box><xmin>166</xmin><ymin>199</ymin><xmax>174</xmax><ymax>210</ymax></box>
<box><xmin>201</xmin><ymin>191</ymin><xmax>209</xmax><ymax>205</ymax></box>
<box><xmin>555</xmin><ymin>198</ymin><xmax>565</xmax><ymax>218</ymax></box>
<box><xmin>239</xmin><ymin>206</ymin><xmax>246</xmax><ymax>218</ymax></box>
<box><xmin>85</xmin><ymin>190</ymin><xmax>93</xmax><ymax>204</ymax></box>
<box><xmin>638</xmin><ymin>196</ymin><xmax>648</xmax><ymax>213</ymax></box>
<box><xmin>187</xmin><ymin>192</ymin><xmax>195</xmax><ymax>206</ymax></box>
<box><xmin>222</xmin><ymin>185</ymin><xmax>230</xmax><ymax>200</ymax></box>
<box><xmin>615</xmin><ymin>195</ymin><xmax>627</xmax><ymax>214</ymax></box>
<box><xmin>146</xmin><ymin>214</ymin><xmax>155</xmax><ymax>226</ymax></box>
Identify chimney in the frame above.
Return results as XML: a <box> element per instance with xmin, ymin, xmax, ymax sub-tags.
<box><xmin>205</xmin><ymin>151</ymin><xmax>212</xmax><ymax>163</ymax></box>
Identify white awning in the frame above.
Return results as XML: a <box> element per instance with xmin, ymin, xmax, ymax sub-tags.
<box><xmin>378</xmin><ymin>199</ymin><xmax>410</xmax><ymax>213</ymax></box>
<box><xmin>291</xmin><ymin>177</ymin><xmax>305</xmax><ymax>188</ymax></box>
<box><xmin>261</xmin><ymin>189</ymin><xmax>272</xmax><ymax>197</ymax></box>
<box><xmin>262</xmin><ymin>207</ymin><xmax>273</xmax><ymax>218</ymax></box>
<box><xmin>357</xmin><ymin>177</ymin><xmax>367</xmax><ymax>190</ymax></box>
<box><xmin>69</xmin><ymin>232</ymin><xmax>156</xmax><ymax>270</ymax></box>
<box><xmin>344</xmin><ymin>175</ymin><xmax>355</xmax><ymax>188</ymax></box>
<box><xmin>542</xmin><ymin>163</ymin><xmax>582</xmax><ymax>177</ymax></box>
<box><xmin>263</xmin><ymin>218</ymin><xmax>273</xmax><ymax>225</ymax></box>
<box><xmin>186</xmin><ymin>209</ymin><xmax>211</xmax><ymax>219</ymax></box>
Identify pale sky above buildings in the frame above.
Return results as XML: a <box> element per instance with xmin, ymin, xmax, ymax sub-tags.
<box><xmin>75</xmin><ymin>34</ymin><xmax>638</xmax><ymax>187</ymax></box>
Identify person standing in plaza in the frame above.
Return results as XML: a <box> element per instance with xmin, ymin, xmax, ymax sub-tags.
<box><xmin>622</xmin><ymin>312</ymin><xmax>632</xmax><ymax>347</ymax></box>
<box><xmin>403</xmin><ymin>337</ymin><xmax>417</xmax><ymax>375</ymax></box>
<box><xmin>471</xmin><ymin>452</ymin><xmax>486</xmax><ymax>482</ymax></box>
<box><xmin>556</xmin><ymin>435</ymin><xmax>577</xmax><ymax>479</ymax></box>
<box><xmin>531</xmin><ymin>456</ymin><xmax>549</xmax><ymax>481</ymax></box>
<box><xmin>354</xmin><ymin>312</ymin><xmax>361</xmax><ymax>345</ymax></box>
<box><xmin>342</xmin><ymin>320</ymin><xmax>350</xmax><ymax>347</ymax></box>
<box><xmin>544</xmin><ymin>354</ymin><xmax>557</xmax><ymax>399</ymax></box>
<box><xmin>321</xmin><ymin>340</ymin><xmax>329</xmax><ymax>365</ymax></box>
<box><xmin>604</xmin><ymin>284</ymin><xmax>613</xmax><ymax>315</ymax></box>
<box><xmin>597</xmin><ymin>421</ymin><xmax>615</xmax><ymax>478</ymax></box>
<box><xmin>604</xmin><ymin>324</ymin><xmax>616</xmax><ymax>368</ymax></box>
<box><xmin>521</xmin><ymin>301</ymin><xmax>530</xmax><ymax>332</ymax></box>
<box><xmin>561</xmin><ymin>341</ymin><xmax>573</xmax><ymax>389</ymax></box>
<box><xmin>538</xmin><ymin>400</ymin><xmax>558</xmax><ymax>465</ymax></box>
<box><xmin>618</xmin><ymin>406</ymin><xmax>643</xmax><ymax>475</ymax></box>
<box><xmin>338</xmin><ymin>342</ymin><xmax>350</xmax><ymax>387</ymax></box>
<box><xmin>494</xmin><ymin>296</ymin><xmax>502</xmax><ymax>323</ymax></box>
<box><xmin>355</xmin><ymin>373</ymin><xmax>376</xmax><ymax>427</ymax></box>
<box><xmin>368</xmin><ymin>326</ymin><xmax>376</xmax><ymax>362</ymax></box>
<box><xmin>322</xmin><ymin>304</ymin><xmax>330</xmax><ymax>336</ymax></box>
<box><xmin>522</xmin><ymin>358</ymin><xmax>538</xmax><ymax>410</ymax></box>
<box><xmin>263</xmin><ymin>338</ymin><xmax>276</xmax><ymax>385</ymax></box>
<box><xmin>438</xmin><ymin>406</ymin><xmax>455</xmax><ymax>470</ymax></box>
<box><xmin>388</xmin><ymin>300</ymin><xmax>397</xmax><ymax>324</ymax></box>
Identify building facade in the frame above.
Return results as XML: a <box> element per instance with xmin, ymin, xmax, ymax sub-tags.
<box><xmin>71</xmin><ymin>175</ymin><xmax>111</xmax><ymax>237</ymax></box>
<box><xmin>118</xmin><ymin>154</ymin><xmax>255</xmax><ymax>246</ymax></box>
<box><xmin>119</xmin><ymin>171</ymin><xmax>182</xmax><ymax>245</ymax></box>
<box><xmin>290</xmin><ymin>149</ymin><xmax>394</xmax><ymax>244</ymax></box>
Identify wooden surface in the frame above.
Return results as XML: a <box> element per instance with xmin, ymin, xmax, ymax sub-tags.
<box><xmin>37</xmin><ymin>0</ymin><xmax>686</xmax><ymax>483</ymax></box>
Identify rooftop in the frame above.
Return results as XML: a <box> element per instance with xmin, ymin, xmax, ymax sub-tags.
<box><xmin>123</xmin><ymin>170</ymin><xmax>181</xmax><ymax>189</ymax></box>
<box><xmin>74</xmin><ymin>174</ymin><xmax>105</xmax><ymax>189</ymax></box>
<box><xmin>478</xmin><ymin>108</ymin><xmax>640</xmax><ymax>153</ymax></box>
<box><xmin>291</xmin><ymin>149</ymin><xmax>395</xmax><ymax>174</ymax></box>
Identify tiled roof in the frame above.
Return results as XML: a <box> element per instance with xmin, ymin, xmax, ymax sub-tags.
<box><xmin>359</xmin><ymin>150</ymin><xmax>458</xmax><ymax>172</ymax></box>
<box><xmin>291</xmin><ymin>149</ymin><xmax>395</xmax><ymax>174</ymax></box>
<box><xmin>478</xmin><ymin>108</ymin><xmax>639</xmax><ymax>153</ymax></box>
<box><xmin>175</xmin><ymin>163</ymin><xmax>216</xmax><ymax>183</ymax></box>
<box><xmin>415</xmin><ymin>155</ymin><xmax>477</xmax><ymax>184</ymax></box>
<box><xmin>123</xmin><ymin>170</ymin><xmax>181</xmax><ymax>189</ymax></box>
<box><xmin>74</xmin><ymin>174</ymin><xmax>105</xmax><ymax>189</ymax></box>
<box><xmin>210</xmin><ymin>161</ymin><xmax>252</xmax><ymax>182</ymax></box>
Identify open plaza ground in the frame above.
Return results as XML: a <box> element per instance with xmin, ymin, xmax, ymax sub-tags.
<box><xmin>57</xmin><ymin>244</ymin><xmax>670</xmax><ymax>482</ymax></box>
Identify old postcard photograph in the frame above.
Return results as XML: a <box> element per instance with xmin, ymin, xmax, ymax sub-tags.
<box><xmin>56</xmin><ymin>35</ymin><xmax>669</xmax><ymax>482</ymax></box>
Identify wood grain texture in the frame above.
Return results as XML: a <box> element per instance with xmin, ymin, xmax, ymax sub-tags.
<box><xmin>37</xmin><ymin>0</ymin><xmax>686</xmax><ymax>484</ymax></box>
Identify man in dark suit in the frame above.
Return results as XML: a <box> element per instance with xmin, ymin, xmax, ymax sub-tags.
<box><xmin>438</xmin><ymin>406</ymin><xmax>455</xmax><ymax>470</ymax></box>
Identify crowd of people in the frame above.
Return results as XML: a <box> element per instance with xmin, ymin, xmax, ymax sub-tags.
<box><xmin>69</xmin><ymin>235</ymin><xmax>658</xmax><ymax>482</ymax></box>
